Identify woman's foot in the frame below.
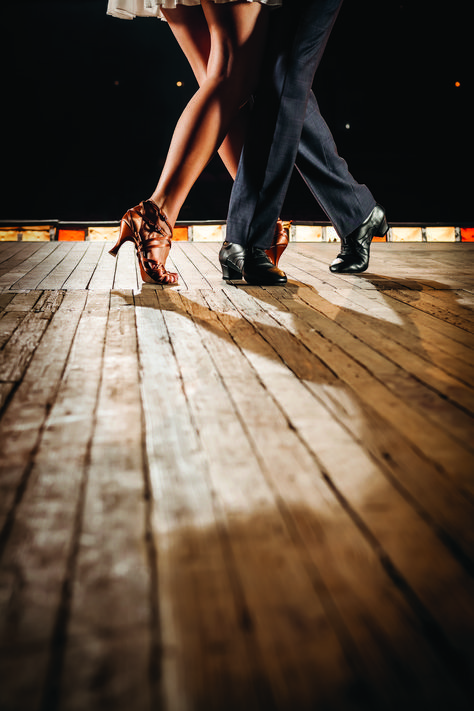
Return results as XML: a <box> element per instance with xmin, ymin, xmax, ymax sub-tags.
<box><xmin>110</xmin><ymin>200</ymin><xmax>178</xmax><ymax>285</ymax></box>
<box><xmin>265</xmin><ymin>219</ymin><xmax>289</xmax><ymax>266</ymax></box>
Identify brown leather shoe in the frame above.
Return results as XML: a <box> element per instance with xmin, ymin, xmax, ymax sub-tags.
<box><xmin>109</xmin><ymin>200</ymin><xmax>178</xmax><ymax>285</ymax></box>
<box><xmin>265</xmin><ymin>219</ymin><xmax>290</xmax><ymax>266</ymax></box>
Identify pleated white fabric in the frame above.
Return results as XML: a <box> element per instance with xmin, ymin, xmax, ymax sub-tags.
<box><xmin>107</xmin><ymin>0</ymin><xmax>282</xmax><ymax>21</ymax></box>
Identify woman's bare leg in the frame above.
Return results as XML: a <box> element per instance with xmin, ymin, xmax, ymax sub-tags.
<box><xmin>165</xmin><ymin>7</ymin><xmax>250</xmax><ymax>180</ymax></box>
<box><xmin>151</xmin><ymin>0</ymin><xmax>269</xmax><ymax>227</ymax></box>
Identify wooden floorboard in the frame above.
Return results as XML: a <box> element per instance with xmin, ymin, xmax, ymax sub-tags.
<box><xmin>0</xmin><ymin>241</ymin><xmax>473</xmax><ymax>710</ymax></box>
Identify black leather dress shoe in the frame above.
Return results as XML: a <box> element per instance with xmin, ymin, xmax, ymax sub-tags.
<box><xmin>243</xmin><ymin>247</ymin><xmax>287</xmax><ymax>285</ymax></box>
<box><xmin>219</xmin><ymin>242</ymin><xmax>246</xmax><ymax>280</ymax></box>
<box><xmin>329</xmin><ymin>204</ymin><xmax>388</xmax><ymax>274</ymax></box>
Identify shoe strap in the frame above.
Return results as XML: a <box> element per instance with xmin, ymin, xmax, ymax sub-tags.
<box><xmin>138</xmin><ymin>237</ymin><xmax>171</xmax><ymax>272</ymax></box>
<box><xmin>138</xmin><ymin>235</ymin><xmax>171</xmax><ymax>251</ymax></box>
<box><xmin>140</xmin><ymin>200</ymin><xmax>173</xmax><ymax>239</ymax></box>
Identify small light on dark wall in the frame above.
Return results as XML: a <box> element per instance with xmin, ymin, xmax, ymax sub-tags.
<box><xmin>176</xmin><ymin>81</ymin><xmax>183</xmax><ymax>87</ymax></box>
<box><xmin>455</xmin><ymin>81</ymin><xmax>461</xmax><ymax>87</ymax></box>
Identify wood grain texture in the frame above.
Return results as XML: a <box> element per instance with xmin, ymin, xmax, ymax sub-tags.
<box><xmin>0</xmin><ymin>241</ymin><xmax>473</xmax><ymax>711</ymax></box>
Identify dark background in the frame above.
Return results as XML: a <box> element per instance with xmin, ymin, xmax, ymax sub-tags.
<box><xmin>1</xmin><ymin>0</ymin><xmax>471</xmax><ymax>224</ymax></box>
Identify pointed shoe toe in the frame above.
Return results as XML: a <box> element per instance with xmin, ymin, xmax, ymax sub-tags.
<box><xmin>243</xmin><ymin>248</ymin><xmax>287</xmax><ymax>285</ymax></box>
<box><xmin>329</xmin><ymin>204</ymin><xmax>388</xmax><ymax>274</ymax></box>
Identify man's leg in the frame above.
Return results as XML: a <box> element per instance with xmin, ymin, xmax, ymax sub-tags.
<box><xmin>297</xmin><ymin>90</ymin><xmax>388</xmax><ymax>274</ymax></box>
<box><xmin>296</xmin><ymin>93</ymin><xmax>375</xmax><ymax>239</ymax></box>
<box><xmin>225</xmin><ymin>0</ymin><xmax>386</xmax><ymax>277</ymax></box>
<box><xmin>226</xmin><ymin>0</ymin><xmax>347</xmax><ymax>249</ymax></box>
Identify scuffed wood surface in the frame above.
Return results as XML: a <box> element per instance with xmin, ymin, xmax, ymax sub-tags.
<box><xmin>0</xmin><ymin>241</ymin><xmax>473</xmax><ymax>710</ymax></box>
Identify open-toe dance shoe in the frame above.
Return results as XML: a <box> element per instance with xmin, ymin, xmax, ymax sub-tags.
<box><xmin>109</xmin><ymin>200</ymin><xmax>178</xmax><ymax>285</ymax></box>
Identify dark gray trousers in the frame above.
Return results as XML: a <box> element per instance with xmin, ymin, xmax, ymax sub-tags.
<box><xmin>226</xmin><ymin>0</ymin><xmax>376</xmax><ymax>248</ymax></box>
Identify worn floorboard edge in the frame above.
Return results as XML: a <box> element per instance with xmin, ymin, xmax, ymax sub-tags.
<box><xmin>0</xmin><ymin>242</ymin><xmax>473</xmax><ymax>710</ymax></box>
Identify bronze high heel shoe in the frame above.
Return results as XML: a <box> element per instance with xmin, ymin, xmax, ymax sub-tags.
<box><xmin>265</xmin><ymin>219</ymin><xmax>290</xmax><ymax>267</ymax></box>
<box><xmin>109</xmin><ymin>199</ymin><xmax>178</xmax><ymax>285</ymax></box>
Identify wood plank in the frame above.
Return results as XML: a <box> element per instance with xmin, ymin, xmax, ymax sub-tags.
<box><xmin>282</xmin><ymin>247</ymin><xmax>474</xmax><ymax>380</ymax></box>
<box><xmin>382</xmin><ymin>288</ymin><xmax>474</xmax><ymax>334</ymax></box>
<box><xmin>0</xmin><ymin>292</ymin><xmax>109</xmax><ymax>711</ymax></box>
<box><xmin>255</xmin><ymin>285</ymin><xmax>474</xmax><ymax>560</ymax></box>
<box><xmin>429</xmin><ymin>290</ymin><xmax>474</xmax><ymax>325</ymax></box>
<box><xmin>185</xmin><ymin>242</ymin><xmax>230</xmax><ymax>289</ymax></box>
<box><xmin>206</xmin><ymin>286</ymin><xmax>472</xmax><ymax>696</ymax></box>
<box><xmin>298</xmin><ymin>281</ymin><xmax>474</xmax><ymax>391</ymax></box>
<box><xmin>0</xmin><ymin>291</ymin><xmax>65</xmax><ymax>410</ymax></box>
<box><xmin>58</xmin><ymin>290</ymin><xmax>153</xmax><ymax>711</ymax></box>
<box><xmin>0</xmin><ymin>291</ymin><xmax>88</xmax><ymax>711</ymax></box>
<box><xmin>289</xmin><ymin>243</ymin><xmax>474</xmax><ymax>297</ymax></box>
<box><xmin>195</xmin><ymin>286</ymin><xmax>470</xmax><ymax>708</ymax></box>
<box><xmin>368</xmin><ymin>282</ymin><xmax>474</xmax><ymax>327</ymax></box>
<box><xmin>0</xmin><ymin>311</ymin><xmax>30</xmax><ymax>350</ymax></box>
<box><xmin>62</xmin><ymin>242</ymin><xmax>106</xmax><ymax>290</ymax></box>
<box><xmin>219</xmin><ymin>285</ymin><xmax>474</xmax><ymax>684</ymax></box>
<box><xmin>112</xmin><ymin>243</ymin><xmax>140</xmax><ymax>292</ymax></box>
<box><xmin>138</xmin><ymin>287</ymin><xmax>367</xmax><ymax>709</ymax></box>
<box><xmin>0</xmin><ymin>242</ymin><xmax>45</xmax><ymax>273</ymax></box>
<box><xmin>451</xmin><ymin>289</ymin><xmax>474</xmax><ymax>311</ymax></box>
<box><xmin>4</xmin><ymin>243</ymin><xmax>74</xmax><ymax>291</ymax></box>
<box><xmin>37</xmin><ymin>242</ymin><xmax>89</xmax><ymax>290</ymax></box>
<box><xmin>87</xmin><ymin>243</ymin><xmax>118</xmax><ymax>291</ymax></box>
<box><xmin>0</xmin><ymin>293</ymin><xmax>16</xmax><ymax>311</ymax></box>
<box><xmin>146</xmin><ymin>286</ymin><xmax>470</xmax><ymax>710</ymax></box>
<box><xmin>0</xmin><ymin>292</ymin><xmax>44</xmax><ymax>350</ymax></box>
<box><xmin>290</xmin><ymin>284</ymin><xmax>474</xmax><ymax>433</ymax></box>
<box><xmin>0</xmin><ymin>242</ymin><xmax>23</xmax><ymax>266</ymax></box>
<box><xmin>0</xmin><ymin>243</ymin><xmax>63</xmax><ymax>290</ymax></box>
<box><xmin>168</xmin><ymin>244</ymin><xmax>205</xmax><ymax>290</ymax></box>
<box><xmin>375</xmin><ymin>291</ymin><xmax>474</xmax><ymax>368</ymax></box>
<box><xmin>171</xmin><ymin>243</ymin><xmax>217</xmax><ymax>290</ymax></box>
<box><xmin>0</xmin><ymin>241</ymin><xmax>473</xmax><ymax>710</ymax></box>
<box><xmin>231</xmin><ymin>285</ymin><xmax>474</xmax><ymax>495</ymax></box>
<box><xmin>3</xmin><ymin>291</ymin><xmax>44</xmax><ymax>312</ymax></box>
<box><xmin>0</xmin><ymin>291</ymin><xmax>86</xmax><ymax>536</ymax></box>
<box><xmin>135</xmin><ymin>287</ymin><xmax>262</xmax><ymax>711</ymax></box>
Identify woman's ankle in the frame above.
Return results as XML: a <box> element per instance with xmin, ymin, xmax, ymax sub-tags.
<box><xmin>148</xmin><ymin>195</ymin><xmax>177</xmax><ymax>230</ymax></box>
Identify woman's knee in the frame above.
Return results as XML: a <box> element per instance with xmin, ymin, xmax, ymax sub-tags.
<box><xmin>204</xmin><ymin>1</ymin><xmax>268</xmax><ymax>78</ymax></box>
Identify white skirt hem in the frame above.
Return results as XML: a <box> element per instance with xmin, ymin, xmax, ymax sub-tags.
<box><xmin>107</xmin><ymin>0</ymin><xmax>282</xmax><ymax>21</ymax></box>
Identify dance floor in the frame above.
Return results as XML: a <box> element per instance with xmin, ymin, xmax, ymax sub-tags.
<box><xmin>1</xmin><ymin>240</ymin><xmax>473</xmax><ymax>710</ymax></box>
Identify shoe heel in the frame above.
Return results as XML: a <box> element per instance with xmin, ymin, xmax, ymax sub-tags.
<box><xmin>265</xmin><ymin>243</ymin><xmax>287</xmax><ymax>267</ymax></box>
<box><xmin>221</xmin><ymin>263</ymin><xmax>242</xmax><ymax>280</ymax></box>
<box><xmin>376</xmin><ymin>215</ymin><xmax>389</xmax><ymax>238</ymax></box>
<box><xmin>267</xmin><ymin>220</ymin><xmax>289</xmax><ymax>266</ymax></box>
<box><xmin>109</xmin><ymin>219</ymin><xmax>134</xmax><ymax>257</ymax></box>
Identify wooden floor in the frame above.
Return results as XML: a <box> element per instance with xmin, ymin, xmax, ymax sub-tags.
<box><xmin>1</xmin><ymin>239</ymin><xmax>474</xmax><ymax>711</ymax></box>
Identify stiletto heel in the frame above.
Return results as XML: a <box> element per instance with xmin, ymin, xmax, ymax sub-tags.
<box><xmin>109</xmin><ymin>219</ymin><xmax>134</xmax><ymax>257</ymax></box>
<box><xmin>265</xmin><ymin>219</ymin><xmax>289</xmax><ymax>267</ymax></box>
<box><xmin>110</xmin><ymin>200</ymin><xmax>178</xmax><ymax>285</ymax></box>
